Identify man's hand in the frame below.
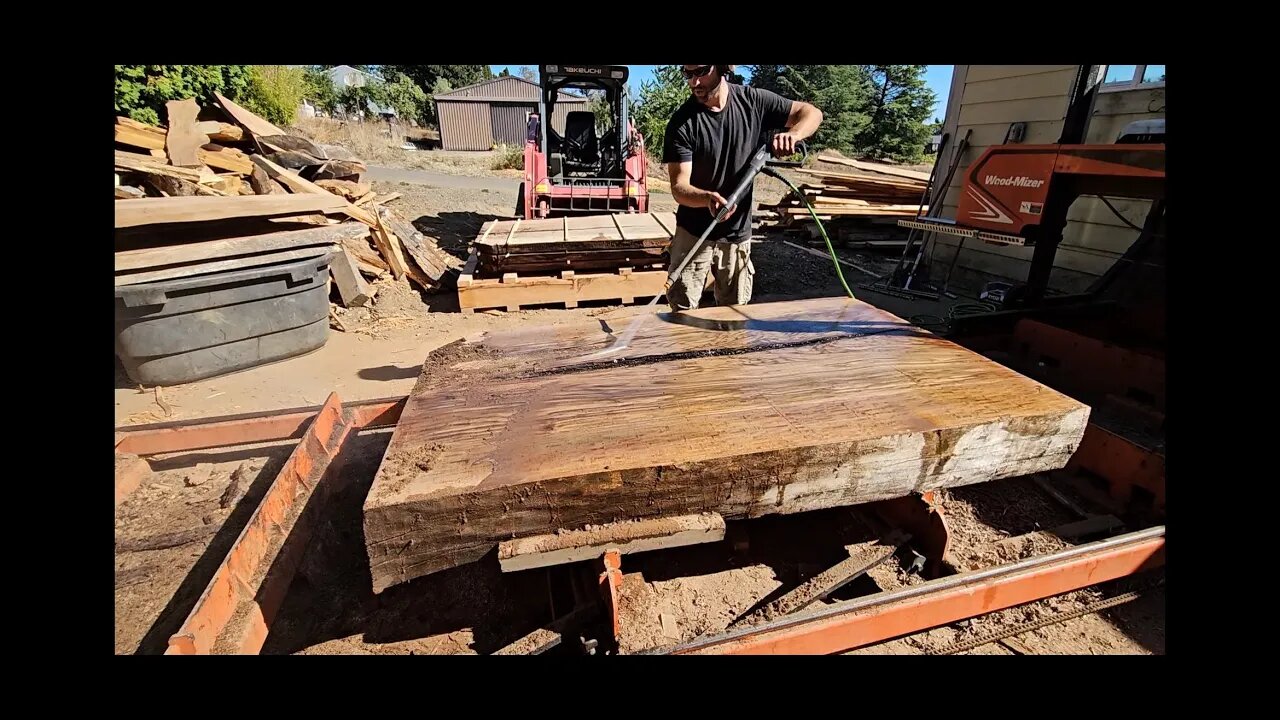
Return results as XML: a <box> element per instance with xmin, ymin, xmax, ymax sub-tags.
<box><xmin>773</xmin><ymin>101</ymin><xmax>824</xmax><ymax>157</ymax></box>
<box><xmin>772</xmin><ymin>132</ymin><xmax>799</xmax><ymax>157</ymax></box>
<box><xmin>707</xmin><ymin>191</ymin><xmax>737</xmax><ymax>220</ymax></box>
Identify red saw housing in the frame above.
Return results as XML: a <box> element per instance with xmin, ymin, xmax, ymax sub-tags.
<box><xmin>956</xmin><ymin>144</ymin><xmax>1165</xmax><ymax>236</ymax></box>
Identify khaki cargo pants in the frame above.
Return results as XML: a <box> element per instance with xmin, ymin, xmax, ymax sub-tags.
<box><xmin>665</xmin><ymin>227</ymin><xmax>755</xmax><ymax>312</ymax></box>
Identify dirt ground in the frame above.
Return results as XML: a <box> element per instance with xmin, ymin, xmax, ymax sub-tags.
<box><xmin>115</xmin><ymin>442</ymin><xmax>296</xmax><ymax>654</ymax></box>
<box><xmin>114</xmin><ymin>146</ymin><xmax>1163</xmax><ymax>655</ymax></box>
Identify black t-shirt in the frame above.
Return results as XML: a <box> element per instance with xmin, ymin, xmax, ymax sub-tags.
<box><xmin>662</xmin><ymin>83</ymin><xmax>795</xmax><ymax>243</ymax></box>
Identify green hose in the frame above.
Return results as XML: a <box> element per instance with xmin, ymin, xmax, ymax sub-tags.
<box><xmin>771</xmin><ymin>172</ymin><xmax>856</xmax><ymax>299</ymax></box>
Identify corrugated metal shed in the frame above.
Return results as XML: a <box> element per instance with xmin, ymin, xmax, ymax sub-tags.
<box><xmin>489</xmin><ymin>103</ymin><xmax>529</xmax><ymax>146</ymax></box>
<box><xmin>435</xmin><ymin>76</ymin><xmax>588</xmax><ymax>151</ymax></box>
<box><xmin>436</xmin><ymin>101</ymin><xmax>493</xmax><ymax>151</ymax></box>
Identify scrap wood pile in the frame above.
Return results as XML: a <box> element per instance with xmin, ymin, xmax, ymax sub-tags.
<box><xmin>758</xmin><ymin>154</ymin><xmax>932</xmax><ymax>248</ymax></box>
<box><xmin>114</xmin><ymin>92</ymin><xmax>461</xmax><ymax>308</ymax></box>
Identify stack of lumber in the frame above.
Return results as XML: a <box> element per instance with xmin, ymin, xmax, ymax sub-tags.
<box><xmin>114</xmin><ymin>94</ymin><xmax>461</xmax><ymax>305</ymax></box>
<box><xmin>473</xmin><ymin>213</ymin><xmax>676</xmax><ymax>275</ymax></box>
<box><xmin>362</xmin><ymin>296</ymin><xmax>1091</xmax><ymax>591</ymax></box>
<box><xmin>457</xmin><ymin>212</ymin><xmax>679</xmax><ymax>313</ymax></box>
<box><xmin>759</xmin><ymin>155</ymin><xmax>932</xmax><ymax>248</ymax></box>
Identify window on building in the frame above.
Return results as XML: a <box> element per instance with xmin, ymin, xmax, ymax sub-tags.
<box><xmin>1100</xmin><ymin>64</ymin><xmax>1165</xmax><ymax>92</ymax></box>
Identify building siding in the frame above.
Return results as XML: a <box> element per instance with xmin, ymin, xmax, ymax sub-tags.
<box><xmin>438</xmin><ymin>99</ymin><xmax>586</xmax><ymax>150</ymax></box>
<box><xmin>490</xmin><ymin>103</ymin><xmax>529</xmax><ymax>146</ymax></box>
<box><xmin>437</xmin><ymin>101</ymin><xmax>494</xmax><ymax>151</ymax></box>
<box><xmin>435</xmin><ymin>77</ymin><xmax>591</xmax><ymax>151</ymax></box>
<box><xmin>926</xmin><ymin>65</ymin><xmax>1164</xmax><ymax>295</ymax></box>
<box><xmin>550</xmin><ymin>104</ymin><xmax>578</xmax><ymax>135</ymax></box>
<box><xmin>435</xmin><ymin>76</ymin><xmax>589</xmax><ymax>105</ymax></box>
<box><xmin>443</xmin><ymin>77</ymin><xmax>538</xmax><ymax>101</ymax></box>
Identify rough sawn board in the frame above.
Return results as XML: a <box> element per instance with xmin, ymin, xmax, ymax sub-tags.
<box><xmin>363</xmin><ymin>297</ymin><xmax>1090</xmax><ymax>592</ymax></box>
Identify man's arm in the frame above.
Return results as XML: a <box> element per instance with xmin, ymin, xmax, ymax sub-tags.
<box><xmin>665</xmin><ymin>117</ymin><xmax>735</xmax><ymax>219</ymax></box>
<box><xmin>772</xmin><ymin>100</ymin><xmax>823</xmax><ymax>156</ymax></box>
<box><xmin>669</xmin><ymin>160</ymin><xmax>736</xmax><ymax>219</ymax></box>
<box><xmin>754</xmin><ymin>87</ymin><xmax>823</xmax><ymax>157</ymax></box>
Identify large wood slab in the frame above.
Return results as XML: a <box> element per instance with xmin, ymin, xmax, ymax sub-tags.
<box><xmin>114</xmin><ymin>222</ymin><xmax>368</xmax><ymax>272</ymax></box>
<box><xmin>114</xmin><ymin>194</ymin><xmax>349</xmax><ymax>229</ymax></box>
<box><xmin>362</xmin><ymin>297</ymin><xmax>1090</xmax><ymax>592</ymax></box>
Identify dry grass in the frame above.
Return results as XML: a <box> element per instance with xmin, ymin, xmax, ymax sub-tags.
<box><xmin>491</xmin><ymin>144</ymin><xmax>523</xmax><ymax>170</ymax></box>
<box><xmin>293</xmin><ymin>117</ymin><xmax>523</xmax><ymax>178</ymax></box>
<box><xmin>645</xmin><ymin>154</ymin><xmax>671</xmax><ymax>193</ymax></box>
<box><xmin>294</xmin><ymin>117</ymin><xmax>411</xmax><ymax>165</ymax></box>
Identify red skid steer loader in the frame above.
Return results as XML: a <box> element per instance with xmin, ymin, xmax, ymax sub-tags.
<box><xmin>517</xmin><ymin>65</ymin><xmax>649</xmax><ymax>219</ymax></box>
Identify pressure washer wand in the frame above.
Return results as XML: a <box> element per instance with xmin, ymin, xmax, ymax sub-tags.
<box><xmin>585</xmin><ymin>137</ymin><xmax>805</xmax><ymax>358</ymax></box>
<box><xmin>660</xmin><ymin>139</ymin><xmax>799</xmax><ymax>292</ymax></box>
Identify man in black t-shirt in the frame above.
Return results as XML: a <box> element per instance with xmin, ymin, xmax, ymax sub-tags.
<box><xmin>662</xmin><ymin>64</ymin><xmax>823</xmax><ymax>310</ymax></box>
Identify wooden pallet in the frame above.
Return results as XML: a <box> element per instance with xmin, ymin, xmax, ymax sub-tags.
<box><xmin>457</xmin><ymin>247</ymin><xmax>667</xmax><ymax>313</ymax></box>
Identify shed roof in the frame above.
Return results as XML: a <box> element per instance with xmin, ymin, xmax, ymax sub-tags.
<box><xmin>434</xmin><ymin>76</ymin><xmax>587</xmax><ymax>103</ymax></box>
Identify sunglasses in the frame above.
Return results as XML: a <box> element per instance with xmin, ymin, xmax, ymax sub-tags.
<box><xmin>682</xmin><ymin>65</ymin><xmax>714</xmax><ymax>80</ymax></box>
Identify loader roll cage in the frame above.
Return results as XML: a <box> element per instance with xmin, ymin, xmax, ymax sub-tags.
<box><xmin>536</xmin><ymin>65</ymin><xmax>633</xmax><ymax>180</ymax></box>
<box><xmin>519</xmin><ymin>65</ymin><xmax>647</xmax><ymax>218</ymax></box>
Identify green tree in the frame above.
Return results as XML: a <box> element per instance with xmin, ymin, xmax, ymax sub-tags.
<box><xmin>748</xmin><ymin>65</ymin><xmax>872</xmax><ymax>155</ymax></box>
<box><xmin>338</xmin><ymin>83</ymin><xmax>376</xmax><ymax>118</ymax></box>
<box><xmin>425</xmin><ymin>78</ymin><xmax>454</xmax><ymax>125</ymax></box>
<box><xmin>303</xmin><ymin>66</ymin><xmax>338</xmax><ymax>116</ymax></box>
<box><xmin>380</xmin><ymin>65</ymin><xmax>493</xmax><ymax>123</ymax></box>
<box><xmin>240</xmin><ymin>65</ymin><xmax>308</xmax><ymax>126</ymax></box>
<box><xmin>853</xmin><ymin>65</ymin><xmax>937</xmax><ymax>163</ymax></box>
<box><xmin>499</xmin><ymin>68</ymin><xmax>511</xmax><ymax>77</ymax></box>
<box><xmin>114</xmin><ymin>65</ymin><xmax>253</xmax><ymax>125</ymax></box>
<box><xmin>376</xmin><ymin>72</ymin><xmax>430</xmax><ymax>124</ymax></box>
<box><xmin>632</xmin><ymin>65</ymin><xmax>689</xmax><ymax>158</ymax></box>
<box><xmin>586</xmin><ymin>91</ymin><xmax>613</xmax><ymax>133</ymax></box>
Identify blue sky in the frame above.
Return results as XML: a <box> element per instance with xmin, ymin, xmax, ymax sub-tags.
<box><xmin>490</xmin><ymin>65</ymin><xmax>953</xmax><ymax>121</ymax></box>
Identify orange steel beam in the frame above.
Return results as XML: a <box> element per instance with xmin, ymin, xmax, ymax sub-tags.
<box><xmin>659</xmin><ymin>526</ymin><xmax>1165</xmax><ymax>655</ymax></box>
<box><xmin>870</xmin><ymin>491</ymin><xmax>951</xmax><ymax>579</ymax></box>
<box><xmin>1067</xmin><ymin>424</ymin><xmax>1165</xmax><ymax>515</ymax></box>
<box><xmin>598</xmin><ymin>550</ymin><xmax>624</xmax><ymax>642</ymax></box>
<box><xmin>165</xmin><ymin>392</ymin><xmax>355</xmax><ymax>655</ymax></box>
<box><xmin>1012</xmin><ymin>319</ymin><xmax>1165</xmax><ymax>410</ymax></box>
<box><xmin>115</xmin><ymin>395</ymin><xmax>405</xmax><ymax>456</ymax></box>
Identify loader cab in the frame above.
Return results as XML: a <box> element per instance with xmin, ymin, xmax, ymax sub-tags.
<box><xmin>518</xmin><ymin>64</ymin><xmax>649</xmax><ymax>219</ymax></box>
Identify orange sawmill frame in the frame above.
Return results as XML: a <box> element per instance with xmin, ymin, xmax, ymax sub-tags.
<box><xmin>116</xmin><ymin>393</ymin><xmax>1164</xmax><ymax>655</ymax></box>
<box><xmin>658</xmin><ymin>526</ymin><xmax>1165</xmax><ymax>655</ymax></box>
